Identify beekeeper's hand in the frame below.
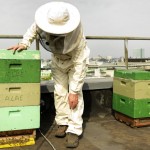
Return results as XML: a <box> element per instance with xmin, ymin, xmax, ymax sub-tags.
<box><xmin>68</xmin><ymin>93</ymin><xmax>78</xmax><ymax>109</ymax></box>
<box><xmin>7</xmin><ymin>44</ymin><xmax>26</xmax><ymax>54</ymax></box>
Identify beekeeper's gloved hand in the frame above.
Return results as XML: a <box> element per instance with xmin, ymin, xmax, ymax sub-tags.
<box><xmin>7</xmin><ymin>44</ymin><xmax>26</xmax><ymax>54</ymax></box>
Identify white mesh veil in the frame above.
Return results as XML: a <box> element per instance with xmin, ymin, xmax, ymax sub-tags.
<box><xmin>37</xmin><ymin>22</ymin><xmax>83</xmax><ymax>55</ymax></box>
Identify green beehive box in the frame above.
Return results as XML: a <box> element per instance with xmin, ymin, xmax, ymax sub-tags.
<box><xmin>0</xmin><ymin>50</ymin><xmax>41</xmax><ymax>83</ymax></box>
<box><xmin>0</xmin><ymin>83</ymin><xmax>40</xmax><ymax>107</ymax></box>
<box><xmin>0</xmin><ymin>106</ymin><xmax>40</xmax><ymax>132</ymax></box>
<box><xmin>114</xmin><ymin>69</ymin><xmax>150</xmax><ymax>80</ymax></box>
<box><xmin>113</xmin><ymin>93</ymin><xmax>150</xmax><ymax>118</ymax></box>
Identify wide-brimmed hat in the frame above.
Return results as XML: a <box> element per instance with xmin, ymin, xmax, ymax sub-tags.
<box><xmin>35</xmin><ymin>2</ymin><xmax>80</xmax><ymax>34</ymax></box>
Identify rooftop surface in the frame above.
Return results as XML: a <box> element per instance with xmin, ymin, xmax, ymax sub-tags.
<box><xmin>4</xmin><ymin>111</ymin><xmax>150</xmax><ymax>150</ymax></box>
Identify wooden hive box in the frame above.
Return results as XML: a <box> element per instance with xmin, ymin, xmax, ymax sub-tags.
<box><xmin>0</xmin><ymin>50</ymin><xmax>41</xmax><ymax>83</ymax></box>
<box><xmin>0</xmin><ymin>106</ymin><xmax>40</xmax><ymax>132</ymax></box>
<box><xmin>0</xmin><ymin>83</ymin><xmax>40</xmax><ymax>107</ymax></box>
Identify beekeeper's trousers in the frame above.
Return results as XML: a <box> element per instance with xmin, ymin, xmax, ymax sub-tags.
<box><xmin>51</xmin><ymin>57</ymin><xmax>85</xmax><ymax>136</ymax></box>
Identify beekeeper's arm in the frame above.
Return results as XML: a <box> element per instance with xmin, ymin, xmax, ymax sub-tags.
<box><xmin>7</xmin><ymin>23</ymin><xmax>37</xmax><ymax>54</ymax></box>
<box><xmin>69</xmin><ymin>43</ymin><xmax>90</xmax><ymax>109</ymax></box>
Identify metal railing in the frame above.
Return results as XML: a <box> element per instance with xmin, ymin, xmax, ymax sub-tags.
<box><xmin>0</xmin><ymin>35</ymin><xmax>40</xmax><ymax>51</ymax></box>
<box><xmin>1</xmin><ymin>35</ymin><xmax>150</xmax><ymax>69</ymax></box>
<box><xmin>86</xmin><ymin>36</ymin><xmax>150</xmax><ymax>69</ymax></box>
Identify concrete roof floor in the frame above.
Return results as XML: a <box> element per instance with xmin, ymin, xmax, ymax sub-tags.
<box><xmin>4</xmin><ymin>111</ymin><xmax>150</xmax><ymax>150</ymax></box>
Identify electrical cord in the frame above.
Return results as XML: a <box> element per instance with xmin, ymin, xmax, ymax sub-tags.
<box><xmin>38</xmin><ymin>129</ymin><xmax>56</xmax><ymax>150</ymax></box>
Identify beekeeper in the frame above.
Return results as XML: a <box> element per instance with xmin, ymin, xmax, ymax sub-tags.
<box><xmin>8</xmin><ymin>1</ymin><xmax>90</xmax><ymax>148</ymax></box>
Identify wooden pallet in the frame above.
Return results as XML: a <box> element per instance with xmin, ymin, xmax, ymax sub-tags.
<box><xmin>0</xmin><ymin>129</ymin><xmax>36</xmax><ymax>148</ymax></box>
<box><xmin>114</xmin><ymin>111</ymin><xmax>150</xmax><ymax>127</ymax></box>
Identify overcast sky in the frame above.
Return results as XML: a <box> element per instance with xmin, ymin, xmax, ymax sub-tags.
<box><xmin>0</xmin><ymin>0</ymin><xmax>150</xmax><ymax>59</ymax></box>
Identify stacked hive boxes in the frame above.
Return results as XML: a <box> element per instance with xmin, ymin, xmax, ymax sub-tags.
<box><xmin>0</xmin><ymin>50</ymin><xmax>41</xmax><ymax>145</ymax></box>
<box><xmin>113</xmin><ymin>69</ymin><xmax>150</xmax><ymax>119</ymax></box>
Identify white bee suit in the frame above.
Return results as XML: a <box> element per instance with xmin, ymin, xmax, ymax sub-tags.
<box><xmin>20</xmin><ymin>22</ymin><xmax>90</xmax><ymax>135</ymax></box>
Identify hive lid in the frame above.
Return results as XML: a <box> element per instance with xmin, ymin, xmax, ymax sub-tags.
<box><xmin>114</xmin><ymin>69</ymin><xmax>150</xmax><ymax>80</ymax></box>
<box><xmin>0</xmin><ymin>49</ymin><xmax>40</xmax><ymax>60</ymax></box>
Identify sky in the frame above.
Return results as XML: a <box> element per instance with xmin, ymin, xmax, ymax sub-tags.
<box><xmin>0</xmin><ymin>0</ymin><xmax>150</xmax><ymax>59</ymax></box>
